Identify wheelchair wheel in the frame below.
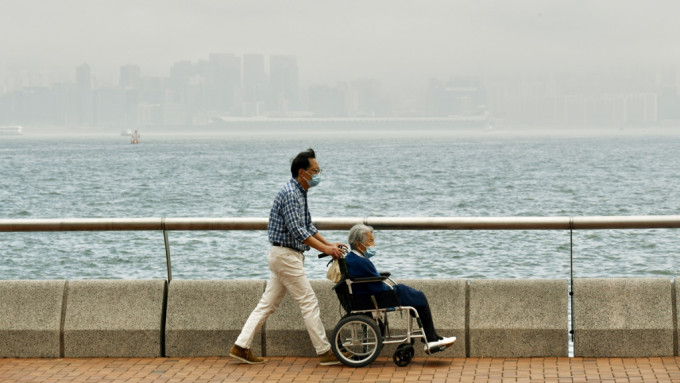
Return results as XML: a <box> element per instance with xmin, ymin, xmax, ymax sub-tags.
<box><xmin>393</xmin><ymin>343</ymin><xmax>415</xmax><ymax>367</ymax></box>
<box><xmin>331</xmin><ymin>314</ymin><xmax>383</xmax><ymax>367</ymax></box>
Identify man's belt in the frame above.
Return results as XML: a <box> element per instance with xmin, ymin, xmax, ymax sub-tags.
<box><xmin>272</xmin><ymin>242</ymin><xmax>303</xmax><ymax>253</ymax></box>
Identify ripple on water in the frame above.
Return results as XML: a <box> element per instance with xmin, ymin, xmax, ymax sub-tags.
<box><xmin>2</xmin><ymin>134</ymin><xmax>680</xmax><ymax>279</ymax></box>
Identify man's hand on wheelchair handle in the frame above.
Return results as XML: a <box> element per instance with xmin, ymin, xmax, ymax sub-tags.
<box><xmin>321</xmin><ymin>244</ymin><xmax>347</xmax><ymax>260</ymax></box>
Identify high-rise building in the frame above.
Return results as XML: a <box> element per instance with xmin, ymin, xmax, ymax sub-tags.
<box><xmin>202</xmin><ymin>53</ymin><xmax>241</xmax><ymax>113</ymax></box>
<box><xmin>119</xmin><ymin>64</ymin><xmax>141</xmax><ymax>89</ymax></box>
<box><xmin>269</xmin><ymin>55</ymin><xmax>299</xmax><ymax>112</ymax></box>
<box><xmin>242</xmin><ymin>54</ymin><xmax>267</xmax><ymax>116</ymax></box>
<box><xmin>75</xmin><ymin>63</ymin><xmax>93</xmax><ymax>127</ymax></box>
<box><xmin>168</xmin><ymin>60</ymin><xmax>195</xmax><ymax>101</ymax></box>
<box><xmin>243</xmin><ymin>54</ymin><xmax>266</xmax><ymax>101</ymax></box>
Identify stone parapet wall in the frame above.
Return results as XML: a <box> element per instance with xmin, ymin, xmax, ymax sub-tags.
<box><xmin>0</xmin><ymin>278</ymin><xmax>677</xmax><ymax>358</ymax></box>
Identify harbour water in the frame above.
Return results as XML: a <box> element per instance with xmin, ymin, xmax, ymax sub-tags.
<box><xmin>1</xmin><ymin>126</ymin><xmax>679</xmax><ymax>281</ymax></box>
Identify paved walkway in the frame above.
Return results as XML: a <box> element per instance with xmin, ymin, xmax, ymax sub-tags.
<box><xmin>2</xmin><ymin>356</ymin><xmax>680</xmax><ymax>382</ymax></box>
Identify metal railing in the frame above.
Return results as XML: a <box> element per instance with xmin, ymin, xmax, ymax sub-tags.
<box><xmin>2</xmin><ymin>215</ymin><xmax>680</xmax><ymax>343</ymax></box>
<box><xmin>2</xmin><ymin>215</ymin><xmax>680</xmax><ymax>281</ymax></box>
<box><xmin>4</xmin><ymin>215</ymin><xmax>680</xmax><ymax>231</ymax></box>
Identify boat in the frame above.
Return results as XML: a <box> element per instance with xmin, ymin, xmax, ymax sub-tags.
<box><xmin>0</xmin><ymin>125</ymin><xmax>23</xmax><ymax>135</ymax></box>
<box><xmin>121</xmin><ymin>129</ymin><xmax>132</xmax><ymax>136</ymax></box>
<box><xmin>130</xmin><ymin>130</ymin><xmax>140</xmax><ymax>144</ymax></box>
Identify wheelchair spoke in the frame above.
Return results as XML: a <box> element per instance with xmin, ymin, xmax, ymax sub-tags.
<box><xmin>331</xmin><ymin>315</ymin><xmax>383</xmax><ymax>367</ymax></box>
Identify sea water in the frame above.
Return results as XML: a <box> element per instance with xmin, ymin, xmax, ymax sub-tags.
<box><xmin>1</xmin><ymin>126</ymin><xmax>679</xmax><ymax>281</ymax></box>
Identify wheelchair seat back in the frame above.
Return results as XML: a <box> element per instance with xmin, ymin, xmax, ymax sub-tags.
<box><xmin>333</xmin><ymin>257</ymin><xmax>401</xmax><ymax>313</ymax></box>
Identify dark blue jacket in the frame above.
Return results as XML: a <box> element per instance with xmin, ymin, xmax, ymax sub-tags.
<box><xmin>345</xmin><ymin>251</ymin><xmax>390</xmax><ymax>295</ymax></box>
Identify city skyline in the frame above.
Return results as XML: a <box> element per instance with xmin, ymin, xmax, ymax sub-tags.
<box><xmin>2</xmin><ymin>52</ymin><xmax>678</xmax><ymax>129</ymax></box>
<box><xmin>2</xmin><ymin>1</ymin><xmax>680</xmax><ymax>129</ymax></box>
<box><xmin>2</xmin><ymin>0</ymin><xmax>680</xmax><ymax>88</ymax></box>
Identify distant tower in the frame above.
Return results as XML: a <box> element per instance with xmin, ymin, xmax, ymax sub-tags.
<box><xmin>119</xmin><ymin>64</ymin><xmax>141</xmax><ymax>89</ymax></box>
<box><xmin>269</xmin><ymin>55</ymin><xmax>299</xmax><ymax>112</ymax></box>
<box><xmin>243</xmin><ymin>54</ymin><xmax>265</xmax><ymax>101</ymax></box>
<box><xmin>76</xmin><ymin>63</ymin><xmax>91</xmax><ymax>93</ymax></box>
<box><xmin>75</xmin><ymin>63</ymin><xmax>93</xmax><ymax>127</ymax></box>
<box><xmin>203</xmin><ymin>53</ymin><xmax>241</xmax><ymax>113</ymax></box>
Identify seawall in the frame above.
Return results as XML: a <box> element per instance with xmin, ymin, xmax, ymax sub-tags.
<box><xmin>1</xmin><ymin>278</ymin><xmax>678</xmax><ymax>358</ymax></box>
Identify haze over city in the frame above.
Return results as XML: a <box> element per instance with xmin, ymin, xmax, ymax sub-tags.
<box><xmin>3</xmin><ymin>0</ymin><xmax>679</xmax><ymax>84</ymax></box>
<box><xmin>2</xmin><ymin>0</ymin><xmax>680</xmax><ymax>129</ymax></box>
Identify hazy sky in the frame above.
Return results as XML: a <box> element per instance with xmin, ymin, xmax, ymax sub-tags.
<box><xmin>2</xmin><ymin>0</ymin><xmax>680</xmax><ymax>86</ymax></box>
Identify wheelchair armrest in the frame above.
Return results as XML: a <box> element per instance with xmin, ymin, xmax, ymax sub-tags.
<box><xmin>379</xmin><ymin>272</ymin><xmax>391</xmax><ymax>277</ymax></box>
<box><xmin>348</xmin><ymin>276</ymin><xmax>389</xmax><ymax>283</ymax></box>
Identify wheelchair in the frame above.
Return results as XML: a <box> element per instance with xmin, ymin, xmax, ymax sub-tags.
<box><xmin>323</xmin><ymin>254</ymin><xmax>438</xmax><ymax>367</ymax></box>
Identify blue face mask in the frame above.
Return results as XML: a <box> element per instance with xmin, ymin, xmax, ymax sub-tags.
<box><xmin>304</xmin><ymin>170</ymin><xmax>321</xmax><ymax>187</ymax></box>
<box><xmin>363</xmin><ymin>246</ymin><xmax>377</xmax><ymax>259</ymax></box>
<box><xmin>308</xmin><ymin>173</ymin><xmax>321</xmax><ymax>187</ymax></box>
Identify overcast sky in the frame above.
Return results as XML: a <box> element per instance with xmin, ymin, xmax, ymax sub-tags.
<box><xmin>2</xmin><ymin>0</ymin><xmax>680</xmax><ymax>87</ymax></box>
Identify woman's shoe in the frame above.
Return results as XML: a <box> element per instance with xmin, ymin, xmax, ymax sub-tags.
<box><xmin>424</xmin><ymin>336</ymin><xmax>456</xmax><ymax>354</ymax></box>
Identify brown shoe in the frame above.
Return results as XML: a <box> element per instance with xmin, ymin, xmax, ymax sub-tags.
<box><xmin>318</xmin><ymin>350</ymin><xmax>341</xmax><ymax>366</ymax></box>
<box><xmin>230</xmin><ymin>344</ymin><xmax>264</xmax><ymax>364</ymax></box>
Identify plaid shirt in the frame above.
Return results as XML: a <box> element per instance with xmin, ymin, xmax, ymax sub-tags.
<box><xmin>268</xmin><ymin>178</ymin><xmax>318</xmax><ymax>252</ymax></box>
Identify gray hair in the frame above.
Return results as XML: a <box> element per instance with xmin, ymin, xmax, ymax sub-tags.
<box><xmin>348</xmin><ymin>224</ymin><xmax>374</xmax><ymax>250</ymax></box>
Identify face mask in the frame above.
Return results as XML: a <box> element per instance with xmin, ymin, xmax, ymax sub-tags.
<box><xmin>363</xmin><ymin>246</ymin><xmax>377</xmax><ymax>259</ymax></box>
<box><xmin>305</xmin><ymin>170</ymin><xmax>321</xmax><ymax>187</ymax></box>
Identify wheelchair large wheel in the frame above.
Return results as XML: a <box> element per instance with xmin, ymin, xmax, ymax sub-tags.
<box><xmin>331</xmin><ymin>314</ymin><xmax>383</xmax><ymax>367</ymax></box>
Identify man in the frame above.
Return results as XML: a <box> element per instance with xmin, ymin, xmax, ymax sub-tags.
<box><xmin>230</xmin><ymin>148</ymin><xmax>346</xmax><ymax>366</ymax></box>
<box><xmin>345</xmin><ymin>223</ymin><xmax>456</xmax><ymax>354</ymax></box>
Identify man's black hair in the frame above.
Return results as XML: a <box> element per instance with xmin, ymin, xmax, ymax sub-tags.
<box><xmin>291</xmin><ymin>148</ymin><xmax>316</xmax><ymax>178</ymax></box>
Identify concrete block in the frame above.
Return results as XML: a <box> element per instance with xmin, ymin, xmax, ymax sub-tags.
<box><xmin>165</xmin><ymin>280</ymin><xmax>266</xmax><ymax>357</ymax></box>
<box><xmin>63</xmin><ymin>279</ymin><xmax>166</xmax><ymax>357</ymax></box>
<box><xmin>676</xmin><ymin>279</ymin><xmax>680</xmax><ymax>357</ymax></box>
<box><xmin>469</xmin><ymin>279</ymin><xmax>568</xmax><ymax>357</ymax></box>
<box><xmin>0</xmin><ymin>280</ymin><xmax>66</xmax><ymax>357</ymax></box>
<box><xmin>265</xmin><ymin>279</ymin><xmax>343</xmax><ymax>356</ymax></box>
<box><xmin>573</xmin><ymin>278</ymin><xmax>673</xmax><ymax>357</ymax></box>
<box><xmin>380</xmin><ymin>279</ymin><xmax>466</xmax><ymax>358</ymax></box>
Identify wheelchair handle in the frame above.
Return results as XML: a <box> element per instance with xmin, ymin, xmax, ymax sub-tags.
<box><xmin>318</xmin><ymin>244</ymin><xmax>348</xmax><ymax>259</ymax></box>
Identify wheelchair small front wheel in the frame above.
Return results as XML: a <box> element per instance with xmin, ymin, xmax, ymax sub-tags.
<box><xmin>393</xmin><ymin>343</ymin><xmax>415</xmax><ymax>367</ymax></box>
<box><xmin>331</xmin><ymin>314</ymin><xmax>383</xmax><ymax>367</ymax></box>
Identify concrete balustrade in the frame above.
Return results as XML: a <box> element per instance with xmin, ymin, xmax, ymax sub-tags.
<box><xmin>1</xmin><ymin>278</ymin><xmax>679</xmax><ymax>358</ymax></box>
<box><xmin>468</xmin><ymin>279</ymin><xmax>569</xmax><ymax>357</ymax></box>
<box><xmin>165</xmin><ymin>280</ymin><xmax>266</xmax><ymax>357</ymax></box>
<box><xmin>0</xmin><ymin>280</ymin><xmax>65</xmax><ymax>357</ymax></box>
<box><xmin>573</xmin><ymin>278</ymin><xmax>674</xmax><ymax>357</ymax></box>
<box><xmin>62</xmin><ymin>279</ymin><xmax>166</xmax><ymax>357</ymax></box>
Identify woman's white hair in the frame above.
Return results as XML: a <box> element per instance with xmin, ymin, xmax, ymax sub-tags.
<box><xmin>348</xmin><ymin>224</ymin><xmax>374</xmax><ymax>250</ymax></box>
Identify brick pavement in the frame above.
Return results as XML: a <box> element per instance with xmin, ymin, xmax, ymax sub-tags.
<box><xmin>2</xmin><ymin>356</ymin><xmax>680</xmax><ymax>383</ymax></box>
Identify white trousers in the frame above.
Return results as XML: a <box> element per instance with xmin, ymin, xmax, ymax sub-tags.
<box><xmin>234</xmin><ymin>246</ymin><xmax>331</xmax><ymax>355</ymax></box>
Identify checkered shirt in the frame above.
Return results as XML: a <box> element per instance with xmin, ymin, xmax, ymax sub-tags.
<box><xmin>267</xmin><ymin>178</ymin><xmax>318</xmax><ymax>252</ymax></box>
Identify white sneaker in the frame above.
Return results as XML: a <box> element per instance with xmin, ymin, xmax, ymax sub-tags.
<box><xmin>425</xmin><ymin>336</ymin><xmax>456</xmax><ymax>354</ymax></box>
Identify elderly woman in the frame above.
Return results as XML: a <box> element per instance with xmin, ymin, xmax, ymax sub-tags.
<box><xmin>344</xmin><ymin>223</ymin><xmax>456</xmax><ymax>353</ymax></box>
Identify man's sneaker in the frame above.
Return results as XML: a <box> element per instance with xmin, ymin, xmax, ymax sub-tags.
<box><xmin>424</xmin><ymin>336</ymin><xmax>456</xmax><ymax>354</ymax></box>
<box><xmin>229</xmin><ymin>344</ymin><xmax>265</xmax><ymax>364</ymax></box>
<box><xmin>318</xmin><ymin>350</ymin><xmax>341</xmax><ymax>366</ymax></box>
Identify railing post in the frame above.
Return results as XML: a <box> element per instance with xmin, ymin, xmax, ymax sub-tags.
<box><xmin>162</xmin><ymin>217</ymin><xmax>172</xmax><ymax>282</ymax></box>
<box><xmin>569</xmin><ymin>216</ymin><xmax>574</xmax><ymax>343</ymax></box>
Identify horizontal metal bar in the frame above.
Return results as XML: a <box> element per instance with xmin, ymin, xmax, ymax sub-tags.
<box><xmin>362</xmin><ymin>217</ymin><xmax>572</xmax><ymax>231</ymax></box>
<box><xmin>572</xmin><ymin>216</ymin><xmax>680</xmax><ymax>229</ymax></box>
<box><xmin>0</xmin><ymin>218</ymin><xmax>163</xmax><ymax>232</ymax></box>
<box><xmin>1</xmin><ymin>216</ymin><xmax>680</xmax><ymax>232</ymax></box>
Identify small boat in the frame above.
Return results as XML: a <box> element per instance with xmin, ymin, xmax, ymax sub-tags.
<box><xmin>121</xmin><ymin>129</ymin><xmax>132</xmax><ymax>136</ymax></box>
<box><xmin>0</xmin><ymin>125</ymin><xmax>23</xmax><ymax>135</ymax></box>
<box><xmin>130</xmin><ymin>130</ymin><xmax>140</xmax><ymax>144</ymax></box>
